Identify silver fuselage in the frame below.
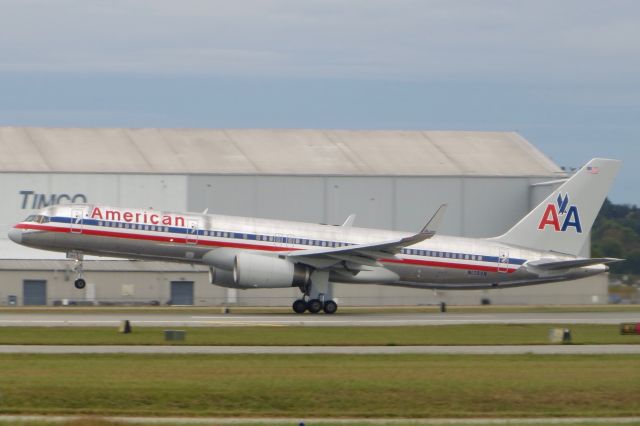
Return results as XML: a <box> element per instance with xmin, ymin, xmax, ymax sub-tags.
<box><xmin>9</xmin><ymin>204</ymin><xmax>606</xmax><ymax>290</ymax></box>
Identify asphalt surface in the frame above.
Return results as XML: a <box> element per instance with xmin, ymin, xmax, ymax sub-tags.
<box><xmin>0</xmin><ymin>311</ymin><xmax>638</xmax><ymax>327</ymax></box>
<box><xmin>0</xmin><ymin>344</ymin><xmax>639</xmax><ymax>354</ymax></box>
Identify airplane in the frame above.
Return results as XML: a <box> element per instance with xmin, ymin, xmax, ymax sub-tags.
<box><xmin>8</xmin><ymin>158</ymin><xmax>621</xmax><ymax>314</ymax></box>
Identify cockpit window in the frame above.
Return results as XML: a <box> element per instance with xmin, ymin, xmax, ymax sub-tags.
<box><xmin>24</xmin><ymin>215</ymin><xmax>50</xmax><ymax>223</ymax></box>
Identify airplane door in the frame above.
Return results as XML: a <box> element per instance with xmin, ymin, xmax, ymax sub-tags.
<box><xmin>497</xmin><ymin>248</ymin><xmax>509</xmax><ymax>273</ymax></box>
<box><xmin>186</xmin><ymin>220</ymin><xmax>198</xmax><ymax>244</ymax></box>
<box><xmin>70</xmin><ymin>209</ymin><xmax>84</xmax><ymax>234</ymax></box>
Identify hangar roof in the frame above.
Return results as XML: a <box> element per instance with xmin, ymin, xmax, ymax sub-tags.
<box><xmin>0</xmin><ymin>127</ymin><xmax>564</xmax><ymax>177</ymax></box>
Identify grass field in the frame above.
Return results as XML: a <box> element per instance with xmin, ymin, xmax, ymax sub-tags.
<box><xmin>4</xmin><ymin>419</ymin><xmax>640</xmax><ymax>426</ymax></box>
<box><xmin>0</xmin><ymin>354</ymin><xmax>639</xmax><ymax>418</ymax></box>
<box><xmin>0</xmin><ymin>324</ymin><xmax>638</xmax><ymax>345</ymax></box>
<box><xmin>2</xmin><ymin>419</ymin><xmax>640</xmax><ymax>426</ymax></box>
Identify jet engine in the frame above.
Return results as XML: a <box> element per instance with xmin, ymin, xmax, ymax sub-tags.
<box><xmin>233</xmin><ymin>252</ymin><xmax>312</xmax><ymax>289</ymax></box>
<box><xmin>208</xmin><ymin>267</ymin><xmax>237</xmax><ymax>288</ymax></box>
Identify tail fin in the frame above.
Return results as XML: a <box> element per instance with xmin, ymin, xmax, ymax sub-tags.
<box><xmin>492</xmin><ymin>158</ymin><xmax>621</xmax><ymax>256</ymax></box>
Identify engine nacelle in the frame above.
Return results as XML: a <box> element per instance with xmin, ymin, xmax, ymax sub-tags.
<box><xmin>203</xmin><ymin>248</ymin><xmax>240</xmax><ymax>270</ymax></box>
<box><xmin>208</xmin><ymin>267</ymin><xmax>237</xmax><ymax>288</ymax></box>
<box><xmin>233</xmin><ymin>253</ymin><xmax>312</xmax><ymax>289</ymax></box>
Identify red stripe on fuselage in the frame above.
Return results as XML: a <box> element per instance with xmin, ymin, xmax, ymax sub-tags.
<box><xmin>382</xmin><ymin>257</ymin><xmax>515</xmax><ymax>273</ymax></box>
<box><xmin>14</xmin><ymin>223</ymin><xmax>517</xmax><ymax>273</ymax></box>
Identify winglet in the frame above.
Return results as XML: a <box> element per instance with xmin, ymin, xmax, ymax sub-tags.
<box><xmin>342</xmin><ymin>214</ymin><xmax>356</xmax><ymax>227</ymax></box>
<box><xmin>397</xmin><ymin>204</ymin><xmax>447</xmax><ymax>247</ymax></box>
<box><xmin>420</xmin><ymin>204</ymin><xmax>447</xmax><ymax>234</ymax></box>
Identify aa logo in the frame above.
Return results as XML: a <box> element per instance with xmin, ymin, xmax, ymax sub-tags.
<box><xmin>537</xmin><ymin>193</ymin><xmax>582</xmax><ymax>233</ymax></box>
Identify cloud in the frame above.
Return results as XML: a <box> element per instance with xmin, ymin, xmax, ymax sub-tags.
<box><xmin>0</xmin><ymin>0</ymin><xmax>639</xmax><ymax>82</ymax></box>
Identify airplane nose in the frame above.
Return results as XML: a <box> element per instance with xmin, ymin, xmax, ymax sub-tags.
<box><xmin>7</xmin><ymin>228</ymin><xmax>22</xmax><ymax>244</ymax></box>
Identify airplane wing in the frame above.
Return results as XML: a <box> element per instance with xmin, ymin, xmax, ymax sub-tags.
<box><xmin>287</xmin><ymin>204</ymin><xmax>447</xmax><ymax>269</ymax></box>
<box><xmin>526</xmin><ymin>257</ymin><xmax>623</xmax><ymax>271</ymax></box>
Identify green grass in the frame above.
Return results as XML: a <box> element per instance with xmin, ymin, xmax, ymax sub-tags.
<box><xmin>4</xmin><ymin>421</ymin><xmax>640</xmax><ymax>426</ymax></box>
<box><xmin>0</xmin><ymin>354</ymin><xmax>639</xmax><ymax>418</ymax></box>
<box><xmin>0</xmin><ymin>324</ymin><xmax>638</xmax><ymax>345</ymax></box>
<box><xmin>2</xmin><ymin>420</ymin><xmax>640</xmax><ymax>426</ymax></box>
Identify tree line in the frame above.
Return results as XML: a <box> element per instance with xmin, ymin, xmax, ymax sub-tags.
<box><xmin>591</xmin><ymin>199</ymin><xmax>640</xmax><ymax>275</ymax></box>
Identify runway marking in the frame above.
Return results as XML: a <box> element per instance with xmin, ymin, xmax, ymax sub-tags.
<box><xmin>1</xmin><ymin>415</ymin><xmax>640</xmax><ymax>424</ymax></box>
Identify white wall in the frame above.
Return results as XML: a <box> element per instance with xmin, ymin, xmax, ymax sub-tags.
<box><xmin>0</xmin><ymin>173</ymin><xmax>188</xmax><ymax>258</ymax></box>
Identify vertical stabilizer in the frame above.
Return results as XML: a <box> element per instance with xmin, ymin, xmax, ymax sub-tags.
<box><xmin>492</xmin><ymin>158</ymin><xmax>621</xmax><ymax>256</ymax></box>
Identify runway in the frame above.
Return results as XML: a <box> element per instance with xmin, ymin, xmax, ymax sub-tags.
<box><xmin>0</xmin><ymin>344</ymin><xmax>639</xmax><ymax>354</ymax></box>
<box><xmin>0</xmin><ymin>311</ymin><xmax>638</xmax><ymax>327</ymax></box>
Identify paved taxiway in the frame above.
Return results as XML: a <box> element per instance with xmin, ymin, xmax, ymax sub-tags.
<box><xmin>0</xmin><ymin>311</ymin><xmax>638</xmax><ymax>327</ymax></box>
<box><xmin>1</xmin><ymin>344</ymin><xmax>639</xmax><ymax>354</ymax></box>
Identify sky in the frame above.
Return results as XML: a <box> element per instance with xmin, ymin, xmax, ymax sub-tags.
<box><xmin>0</xmin><ymin>0</ymin><xmax>638</xmax><ymax>204</ymax></box>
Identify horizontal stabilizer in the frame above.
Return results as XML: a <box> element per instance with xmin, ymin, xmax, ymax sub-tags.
<box><xmin>526</xmin><ymin>257</ymin><xmax>623</xmax><ymax>271</ymax></box>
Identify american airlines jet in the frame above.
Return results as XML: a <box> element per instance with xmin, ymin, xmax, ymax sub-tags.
<box><xmin>8</xmin><ymin>158</ymin><xmax>621</xmax><ymax>314</ymax></box>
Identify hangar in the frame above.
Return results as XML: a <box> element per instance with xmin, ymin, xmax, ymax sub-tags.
<box><xmin>0</xmin><ymin>127</ymin><xmax>607</xmax><ymax>306</ymax></box>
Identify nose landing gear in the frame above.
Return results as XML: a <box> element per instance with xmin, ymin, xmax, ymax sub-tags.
<box><xmin>68</xmin><ymin>252</ymin><xmax>86</xmax><ymax>290</ymax></box>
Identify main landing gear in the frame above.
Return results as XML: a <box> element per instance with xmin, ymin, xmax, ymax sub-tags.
<box><xmin>68</xmin><ymin>252</ymin><xmax>86</xmax><ymax>289</ymax></box>
<box><xmin>291</xmin><ymin>298</ymin><xmax>338</xmax><ymax>314</ymax></box>
<box><xmin>292</xmin><ymin>270</ymin><xmax>338</xmax><ymax>314</ymax></box>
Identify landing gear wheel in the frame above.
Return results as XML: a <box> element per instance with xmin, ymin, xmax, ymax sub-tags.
<box><xmin>323</xmin><ymin>300</ymin><xmax>338</xmax><ymax>314</ymax></box>
<box><xmin>292</xmin><ymin>299</ymin><xmax>307</xmax><ymax>314</ymax></box>
<box><xmin>74</xmin><ymin>278</ymin><xmax>86</xmax><ymax>289</ymax></box>
<box><xmin>307</xmin><ymin>299</ymin><xmax>323</xmax><ymax>314</ymax></box>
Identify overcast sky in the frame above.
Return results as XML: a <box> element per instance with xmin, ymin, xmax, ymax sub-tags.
<box><xmin>0</xmin><ymin>0</ymin><xmax>638</xmax><ymax>204</ymax></box>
